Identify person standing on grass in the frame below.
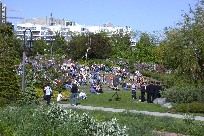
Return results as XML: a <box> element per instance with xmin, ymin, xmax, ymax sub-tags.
<box><xmin>146</xmin><ymin>81</ymin><xmax>155</xmax><ymax>103</ymax></box>
<box><xmin>154</xmin><ymin>82</ymin><xmax>162</xmax><ymax>99</ymax></box>
<box><xmin>131</xmin><ymin>82</ymin><xmax>137</xmax><ymax>99</ymax></box>
<box><xmin>113</xmin><ymin>73</ymin><xmax>120</xmax><ymax>90</ymax></box>
<box><xmin>140</xmin><ymin>82</ymin><xmax>146</xmax><ymax>102</ymax></box>
<box><xmin>44</xmin><ymin>83</ymin><xmax>52</xmax><ymax>105</ymax></box>
<box><xmin>70</xmin><ymin>81</ymin><xmax>78</xmax><ymax>106</ymax></box>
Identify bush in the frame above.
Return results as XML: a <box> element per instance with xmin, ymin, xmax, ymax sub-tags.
<box><xmin>175</xmin><ymin>102</ymin><xmax>204</xmax><ymax>113</ymax></box>
<box><xmin>189</xmin><ymin>102</ymin><xmax>204</xmax><ymax>113</ymax></box>
<box><xmin>0</xmin><ymin>98</ymin><xmax>8</xmax><ymax>107</ymax></box>
<box><xmin>162</xmin><ymin>86</ymin><xmax>204</xmax><ymax>104</ymax></box>
<box><xmin>35</xmin><ymin>88</ymin><xmax>44</xmax><ymax>98</ymax></box>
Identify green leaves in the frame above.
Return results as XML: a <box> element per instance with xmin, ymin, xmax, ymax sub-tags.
<box><xmin>68</xmin><ymin>32</ymin><xmax>113</xmax><ymax>60</ymax></box>
<box><xmin>0</xmin><ymin>25</ymin><xmax>21</xmax><ymax>105</ymax></box>
<box><xmin>18</xmin><ymin>69</ymin><xmax>39</xmax><ymax>105</ymax></box>
<box><xmin>155</xmin><ymin>1</ymin><xmax>204</xmax><ymax>85</ymax></box>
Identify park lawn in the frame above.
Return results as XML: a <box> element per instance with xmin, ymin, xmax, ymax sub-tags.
<box><xmin>77</xmin><ymin>83</ymin><xmax>170</xmax><ymax>112</ymax></box>
<box><xmin>77</xmin><ymin>90</ymin><xmax>169</xmax><ymax>112</ymax></box>
<box><xmin>57</xmin><ymin>83</ymin><xmax>169</xmax><ymax>113</ymax></box>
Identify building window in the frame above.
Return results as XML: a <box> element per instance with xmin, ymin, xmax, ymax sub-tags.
<box><xmin>66</xmin><ymin>21</ymin><xmax>72</xmax><ymax>26</ymax></box>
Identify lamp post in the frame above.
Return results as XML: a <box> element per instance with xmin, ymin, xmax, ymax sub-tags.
<box><xmin>22</xmin><ymin>29</ymin><xmax>33</xmax><ymax>95</ymax></box>
<box><xmin>85</xmin><ymin>47</ymin><xmax>91</xmax><ymax>61</ymax></box>
<box><xmin>50</xmin><ymin>36</ymin><xmax>55</xmax><ymax>58</ymax></box>
<box><xmin>85</xmin><ymin>35</ymin><xmax>91</xmax><ymax>61</ymax></box>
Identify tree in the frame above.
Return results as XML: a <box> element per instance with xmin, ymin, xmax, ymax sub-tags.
<box><xmin>52</xmin><ymin>32</ymin><xmax>68</xmax><ymax>55</ymax></box>
<box><xmin>133</xmin><ymin>32</ymin><xmax>157</xmax><ymax>63</ymax></box>
<box><xmin>160</xmin><ymin>1</ymin><xmax>204</xmax><ymax>85</ymax></box>
<box><xmin>0</xmin><ymin>25</ymin><xmax>21</xmax><ymax>105</ymax></box>
<box><xmin>68</xmin><ymin>32</ymin><xmax>113</xmax><ymax>60</ymax></box>
<box><xmin>32</xmin><ymin>39</ymin><xmax>48</xmax><ymax>56</ymax></box>
<box><xmin>88</xmin><ymin>32</ymin><xmax>113</xmax><ymax>59</ymax></box>
<box><xmin>18</xmin><ymin>69</ymin><xmax>39</xmax><ymax>105</ymax></box>
<box><xmin>67</xmin><ymin>34</ymin><xmax>87</xmax><ymax>60</ymax></box>
<box><xmin>111</xmin><ymin>32</ymin><xmax>131</xmax><ymax>60</ymax></box>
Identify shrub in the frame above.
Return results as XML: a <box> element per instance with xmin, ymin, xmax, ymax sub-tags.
<box><xmin>174</xmin><ymin>102</ymin><xmax>204</xmax><ymax>113</ymax></box>
<box><xmin>61</xmin><ymin>90</ymin><xmax>71</xmax><ymax>98</ymax></box>
<box><xmin>189</xmin><ymin>102</ymin><xmax>204</xmax><ymax>113</ymax></box>
<box><xmin>162</xmin><ymin>86</ymin><xmax>204</xmax><ymax>104</ymax></box>
<box><xmin>174</xmin><ymin>103</ymin><xmax>187</xmax><ymax>113</ymax></box>
<box><xmin>0</xmin><ymin>97</ymin><xmax>8</xmax><ymax>107</ymax></box>
<box><xmin>35</xmin><ymin>88</ymin><xmax>44</xmax><ymax>98</ymax></box>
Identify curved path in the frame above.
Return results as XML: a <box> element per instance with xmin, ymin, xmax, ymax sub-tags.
<box><xmin>57</xmin><ymin>104</ymin><xmax>204</xmax><ymax>122</ymax></box>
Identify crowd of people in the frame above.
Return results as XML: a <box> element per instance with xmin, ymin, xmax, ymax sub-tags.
<box><xmin>16</xmin><ymin>55</ymin><xmax>163</xmax><ymax>105</ymax></box>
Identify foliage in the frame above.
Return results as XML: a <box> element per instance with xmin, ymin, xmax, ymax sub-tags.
<box><xmin>61</xmin><ymin>90</ymin><xmax>71</xmax><ymax>99</ymax></box>
<box><xmin>182</xmin><ymin>113</ymin><xmax>195</xmax><ymax>125</ymax></box>
<box><xmin>52</xmin><ymin>32</ymin><xmax>68</xmax><ymax>55</ymax></box>
<box><xmin>68</xmin><ymin>32</ymin><xmax>113</xmax><ymax>60</ymax></box>
<box><xmin>0</xmin><ymin>25</ymin><xmax>21</xmax><ymax>106</ymax></box>
<box><xmin>162</xmin><ymin>86</ymin><xmax>204</xmax><ymax>104</ymax></box>
<box><xmin>75</xmin><ymin>108</ymin><xmax>204</xmax><ymax>136</ymax></box>
<box><xmin>18</xmin><ymin>69</ymin><xmax>39</xmax><ymax>105</ymax></box>
<box><xmin>111</xmin><ymin>32</ymin><xmax>132</xmax><ymax>60</ymax></box>
<box><xmin>88</xmin><ymin>32</ymin><xmax>113</xmax><ymax>59</ymax></box>
<box><xmin>157</xmin><ymin>1</ymin><xmax>204</xmax><ymax>86</ymax></box>
<box><xmin>32</xmin><ymin>38</ymin><xmax>48</xmax><ymax>56</ymax></box>
<box><xmin>0</xmin><ymin>104</ymin><xmax>128</xmax><ymax>136</ymax></box>
<box><xmin>175</xmin><ymin>102</ymin><xmax>204</xmax><ymax>113</ymax></box>
<box><xmin>67</xmin><ymin>34</ymin><xmax>87</xmax><ymax>60</ymax></box>
<box><xmin>133</xmin><ymin>32</ymin><xmax>157</xmax><ymax>63</ymax></box>
<box><xmin>140</xmin><ymin>70</ymin><xmax>174</xmax><ymax>87</ymax></box>
<box><xmin>35</xmin><ymin>88</ymin><xmax>44</xmax><ymax>98</ymax></box>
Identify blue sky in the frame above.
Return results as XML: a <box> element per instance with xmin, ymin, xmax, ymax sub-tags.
<box><xmin>3</xmin><ymin>0</ymin><xmax>198</xmax><ymax>33</ymax></box>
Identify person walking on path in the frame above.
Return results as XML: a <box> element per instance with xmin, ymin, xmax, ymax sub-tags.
<box><xmin>70</xmin><ymin>81</ymin><xmax>78</xmax><ymax>106</ymax></box>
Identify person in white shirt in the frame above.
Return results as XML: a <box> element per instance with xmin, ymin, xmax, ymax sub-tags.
<box><xmin>57</xmin><ymin>91</ymin><xmax>63</xmax><ymax>101</ymax></box>
<box><xmin>56</xmin><ymin>91</ymin><xmax>68</xmax><ymax>101</ymax></box>
<box><xmin>78</xmin><ymin>90</ymin><xmax>87</xmax><ymax>100</ymax></box>
<box><xmin>131</xmin><ymin>82</ymin><xmax>137</xmax><ymax>99</ymax></box>
<box><xmin>44</xmin><ymin>83</ymin><xmax>52</xmax><ymax>105</ymax></box>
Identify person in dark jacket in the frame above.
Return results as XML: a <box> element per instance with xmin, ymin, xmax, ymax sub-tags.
<box><xmin>70</xmin><ymin>81</ymin><xmax>78</xmax><ymax>106</ymax></box>
<box><xmin>154</xmin><ymin>82</ymin><xmax>162</xmax><ymax>99</ymax></box>
<box><xmin>113</xmin><ymin>73</ymin><xmax>120</xmax><ymax>90</ymax></box>
<box><xmin>146</xmin><ymin>81</ymin><xmax>155</xmax><ymax>103</ymax></box>
<box><xmin>140</xmin><ymin>82</ymin><xmax>146</xmax><ymax>102</ymax></box>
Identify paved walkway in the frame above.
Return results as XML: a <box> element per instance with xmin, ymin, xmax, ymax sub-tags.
<box><xmin>57</xmin><ymin>104</ymin><xmax>204</xmax><ymax>122</ymax></box>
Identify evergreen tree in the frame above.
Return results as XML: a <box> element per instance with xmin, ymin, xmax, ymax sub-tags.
<box><xmin>0</xmin><ymin>25</ymin><xmax>21</xmax><ymax>105</ymax></box>
<box><xmin>18</xmin><ymin>69</ymin><xmax>39</xmax><ymax>105</ymax></box>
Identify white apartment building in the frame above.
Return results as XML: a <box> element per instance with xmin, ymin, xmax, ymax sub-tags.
<box><xmin>16</xmin><ymin>17</ymin><xmax>133</xmax><ymax>43</ymax></box>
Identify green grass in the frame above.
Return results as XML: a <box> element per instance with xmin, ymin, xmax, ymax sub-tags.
<box><xmin>50</xmin><ymin>80</ymin><xmax>204</xmax><ymax>116</ymax></box>
<box><xmin>78</xmin><ymin>90</ymin><xmax>169</xmax><ymax>112</ymax></box>
<box><xmin>71</xmin><ymin>108</ymin><xmax>204</xmax><ymax>136</ymax></box>
<box><xmin>57</xmin><ymin>83</ymin><xmax>169</xmax><ymax>113</ymax></box>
